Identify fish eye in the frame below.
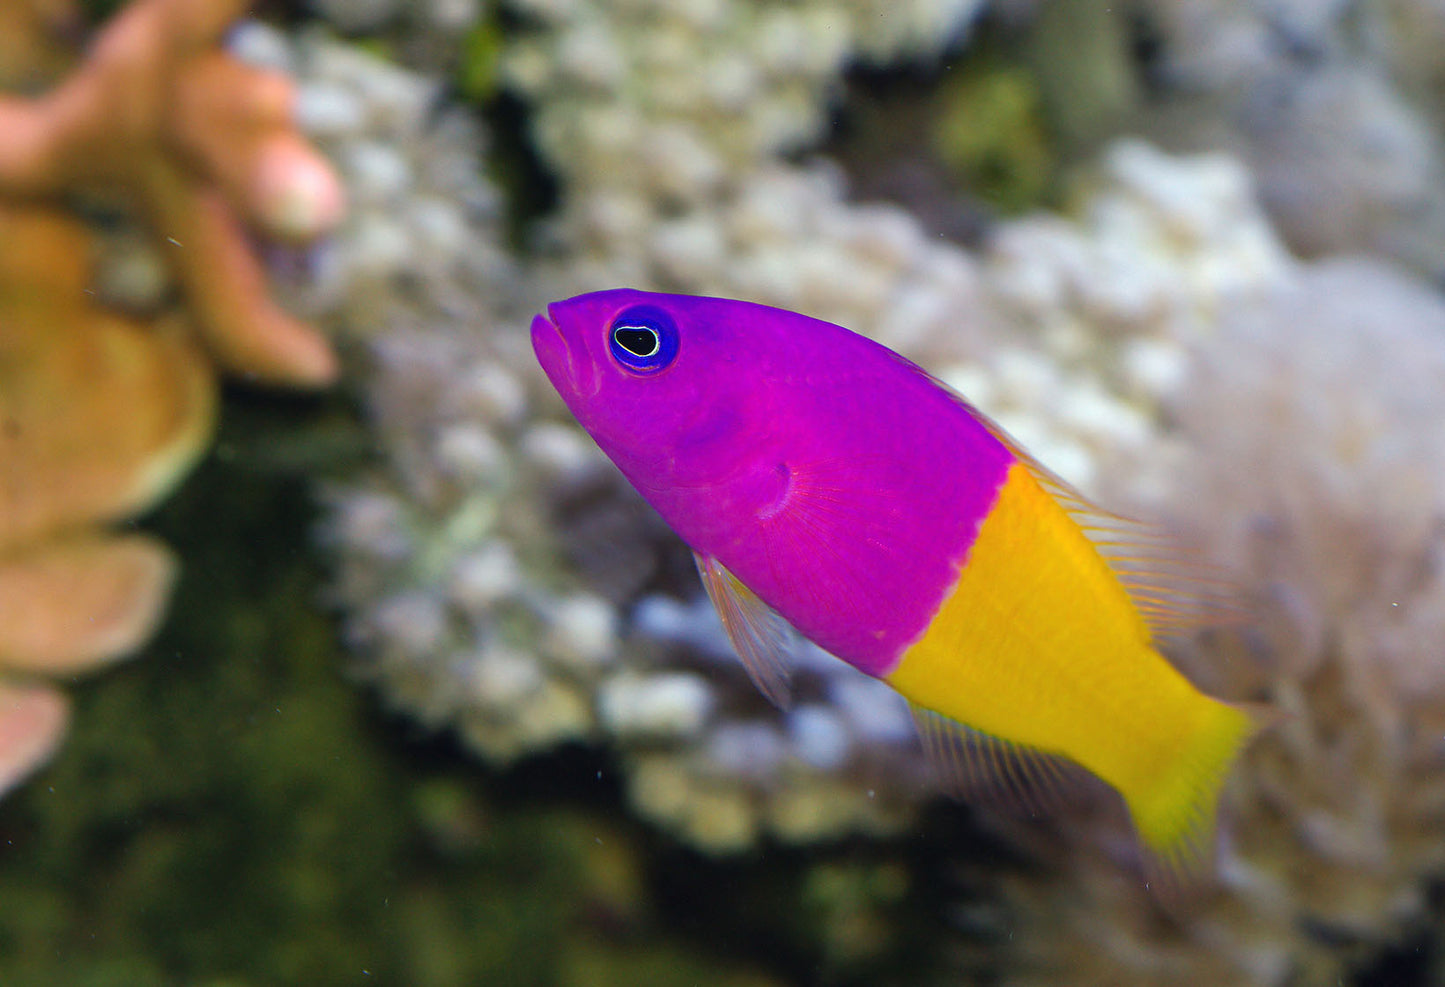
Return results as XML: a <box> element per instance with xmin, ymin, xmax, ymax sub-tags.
<box><xmin>608</xmin><ymin>305</ymin><xmax>679</xmax><ymax>374</ymax></box>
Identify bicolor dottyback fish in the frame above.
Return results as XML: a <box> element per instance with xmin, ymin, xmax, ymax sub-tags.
<box><xmin>532</xmin><ymin>289</ymin><xmax>1265</xmax><ymax>882</ymax></box>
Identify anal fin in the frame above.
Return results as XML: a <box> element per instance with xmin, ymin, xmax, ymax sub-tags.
<box><xmin>909</xmin><ymin>703</ymin><xmax>1089</xmax><ymax>818</ymax></box>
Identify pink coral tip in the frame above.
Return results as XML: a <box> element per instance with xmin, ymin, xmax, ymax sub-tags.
<box><xmin>255</xmin><ymin>140</ymin><xmax>346</xmax><ymax>242</ymax></box>
<box><xmin>0</xmin><ymin>684</ymin><xmax>69</xmax><ymax>798</ymax></box>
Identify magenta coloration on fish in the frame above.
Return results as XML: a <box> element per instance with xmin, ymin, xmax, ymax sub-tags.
<box><xmin>532</xmin><ymin>288</ymin><xmax>1012</xmax><ymax>675</ymax></box>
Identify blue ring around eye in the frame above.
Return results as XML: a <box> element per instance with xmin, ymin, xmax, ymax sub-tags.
<box><xmin>608</xmin><ymin>305</ymin><xmax>680</xmax><ymax>374</ymax></box>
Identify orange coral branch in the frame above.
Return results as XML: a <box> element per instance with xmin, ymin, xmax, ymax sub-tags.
<box><xmin>0</xmin><ymin>204</ymin><xmax>216</xmax><ymax>547</ymax></box>
<box><xmin>0</xmin><ymin>534</ymin><xmax>177</xmax><ymax>675</ymax></box>
<box><xmin>0</xmin><ymin>0</ymin><xmax>82</xmax><ymax>91</ymax></box>
<box><xmin>0</xmin><ymin>0</ymin><xmax>344</xmax><ymax>386</ymax></box>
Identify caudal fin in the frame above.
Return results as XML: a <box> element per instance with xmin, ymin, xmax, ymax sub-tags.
<box><xmin>1124</xmin><ymin>699</ymin><xmax>1270</xmax><ymax>892</ymax></box>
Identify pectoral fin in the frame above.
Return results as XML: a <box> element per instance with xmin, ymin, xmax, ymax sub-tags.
<box><xmin>695</xmin><ymin>552</ymin><xmax>798</xmax><ymax>709</ymax></box>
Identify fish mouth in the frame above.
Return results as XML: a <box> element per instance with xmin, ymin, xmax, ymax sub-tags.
<box><xmin>531</xmin><ymin>306</ymin><xmax>599</xmax><ymax>401</ymax></box>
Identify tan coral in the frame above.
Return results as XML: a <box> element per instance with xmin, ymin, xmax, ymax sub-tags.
<box><xmin>0</xmin><ymin>0</ymin><xmax>79</xmax><ymax>89</ymax></box>
<box><xmin>0</xmin><ymin>204</ymin><xmax>216</xmax><ymax>546</ymax></box>
<box><xmin>0</xmin><ymin>0</ymin><xmax>344</xmax><ymax>385</ymax></box>
<box><xmin>0</xmin><ymin>534</ymin><xmax>179</xmax><ymax>677</ymax></box>
<box><xmin>0</xmin><ymin>0</ymin><xmax>345</xmax><ymax>796</ymax></box>
<box><xmin>0</xmin><ymin>201</ymin><xmax>214</xmax><ymax>795</ymax></box>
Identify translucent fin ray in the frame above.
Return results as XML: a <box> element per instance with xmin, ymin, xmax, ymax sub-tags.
<box><xmin>908</xmin><ymin>703</ymin><xmax>1087</xmax><ymax>818</ymax></box>
<box><xmin>695</xmin><ymin>552</ymin><xmax>797</xmax><ymax>709</ymax></box>
<box><xmin>932</xmin><ymin>375</ymin><xmax>1242</xmax><ymax>636</ymax></box>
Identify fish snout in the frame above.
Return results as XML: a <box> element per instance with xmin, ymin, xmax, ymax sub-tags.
<box><xmin>531</xmin><ymin>309</ymin><xmax>600</xmax><ymax>401</ymax></box>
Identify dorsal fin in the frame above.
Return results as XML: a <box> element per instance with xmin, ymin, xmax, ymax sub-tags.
<box><xmin>695</xmin><ymin>552</ymin><xmax>798</xmax><ymax>709</ymax></box>
<box><xmin>909</xmin><ymin>703</ymin><xmax>1089</xmax><ymax>817</ymax></box>
<box><xmin>932</xmin><ymin>374</ymin><xmax>1241</xmax><ymax>638</ymax></box>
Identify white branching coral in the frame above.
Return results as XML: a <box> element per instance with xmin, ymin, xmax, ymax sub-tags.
<box><xmin>313</xmin><ymin>0</ymin><xmax>1001</xmax><ymax>850</ymax></box>
<box><xmin>1128</xmin><ymin>0</ymin><xmax>1445</xmax><ymax>273</ymax></box>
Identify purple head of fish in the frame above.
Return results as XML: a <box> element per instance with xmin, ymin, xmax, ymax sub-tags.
<box><xmin>532</xmin><ymin>288</ymin><xmax>1014</xmax><ymax>675</ymax></box>
<box><xmin>531</xmin><ymin>289</ymin><xmax>796</xmax><ymax>492</ymax></box>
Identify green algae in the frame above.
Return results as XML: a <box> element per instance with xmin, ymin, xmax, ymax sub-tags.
<box><xmin>1020</xmin><ymin>0</ymin><xmax>1140</xmax><ymax>155</ymax></box>
<box><xmin>456</xmin><ymin>20</ymin><xmax>506</xmax><ymax>104</ymax></box>
<box><xmin>932</xmin><ymin>60</ymin><xmax>1053</xmax><ymax>214</ymax></box>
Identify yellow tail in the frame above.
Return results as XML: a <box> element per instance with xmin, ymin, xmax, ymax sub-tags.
<box><xmin>1124</xmin><ymin>698</ymin><xmax>1266</xmax><ymax>888</ymax></box>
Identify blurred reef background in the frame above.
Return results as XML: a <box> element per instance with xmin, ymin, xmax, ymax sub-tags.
<box><xmin>5</xmin><ymin>0</ymin><xmax>1445</xmax><ymax>984</ymax></box>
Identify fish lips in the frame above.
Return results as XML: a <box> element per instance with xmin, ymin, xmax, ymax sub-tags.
<box><xmin>531</xmin><ymin>307</ymin><xmax>600</xmax><ymax>404</ymax></box>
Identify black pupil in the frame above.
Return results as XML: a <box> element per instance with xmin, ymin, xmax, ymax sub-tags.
<box><xmin>615</xmin><ymin>326</ymin><xmax>658</xmax><ymax>357</ymax></box>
